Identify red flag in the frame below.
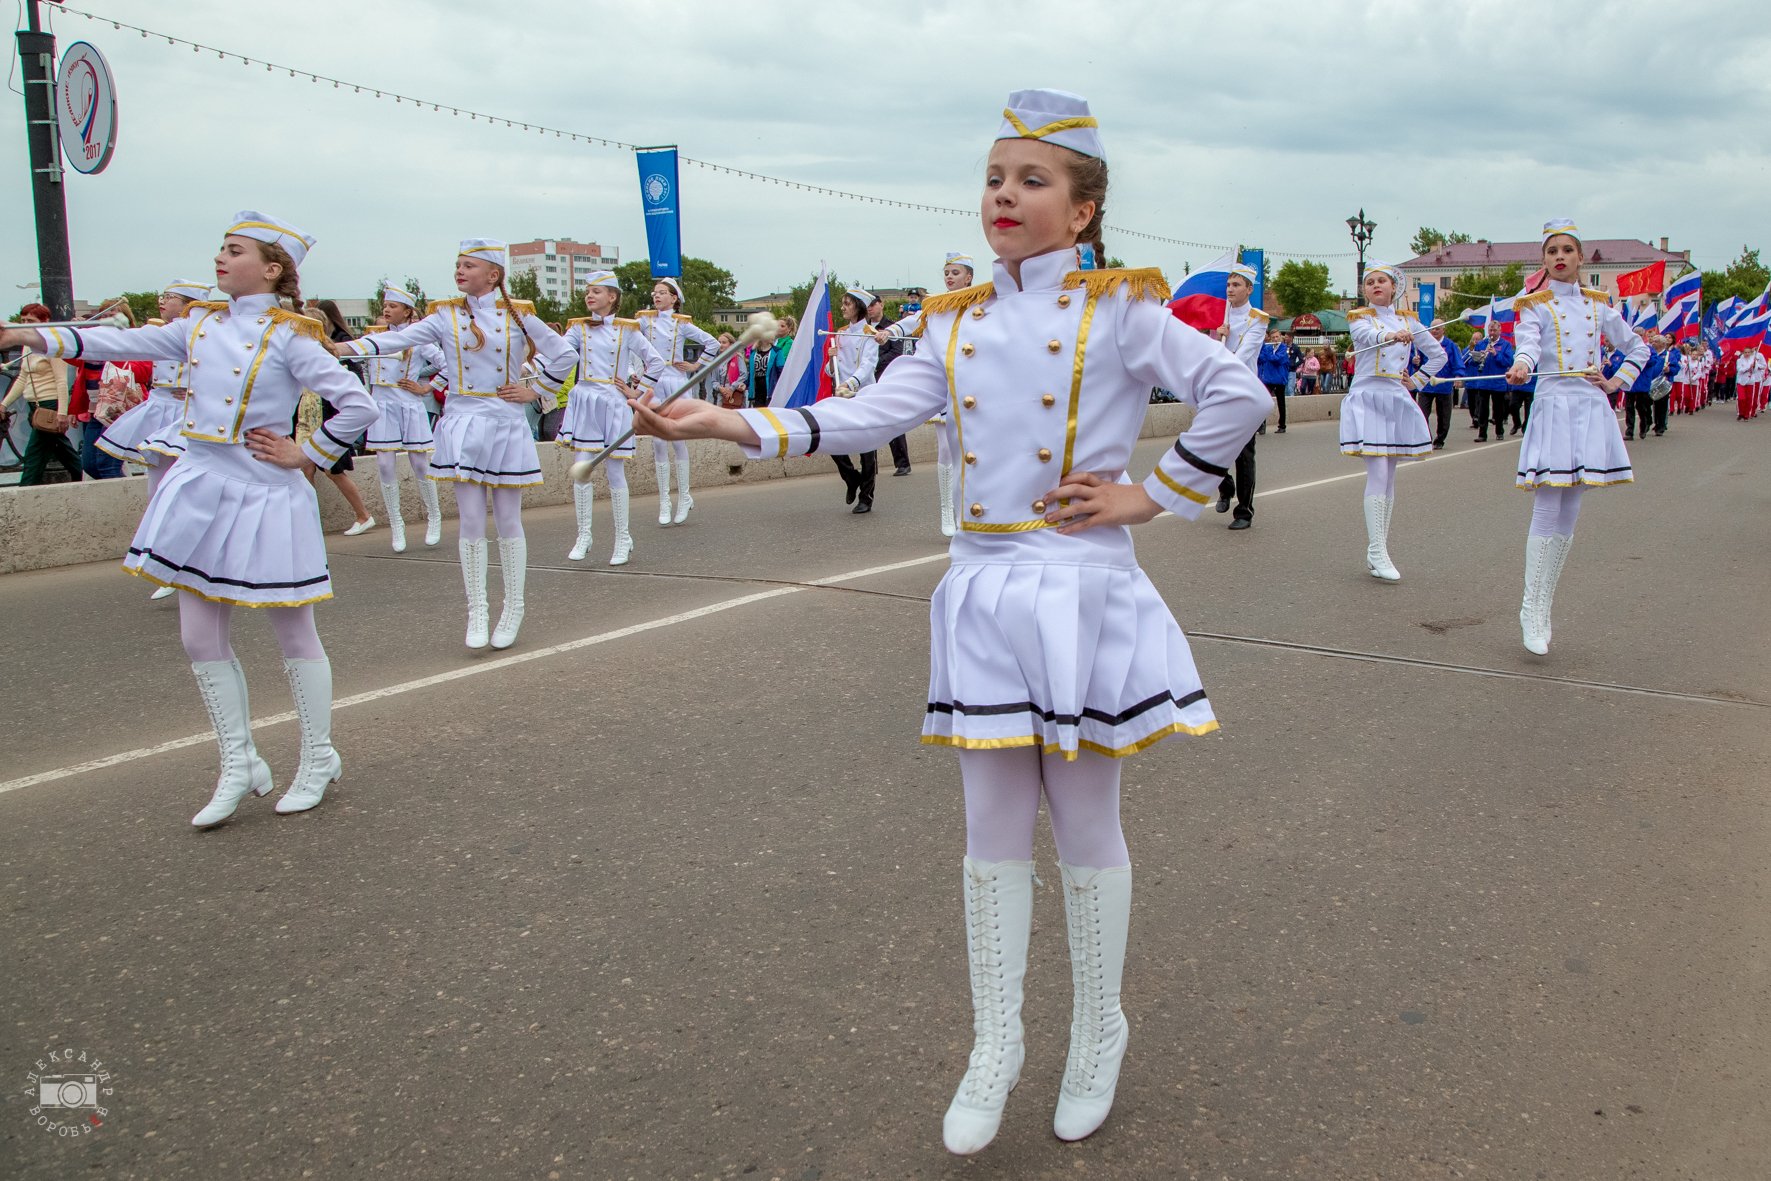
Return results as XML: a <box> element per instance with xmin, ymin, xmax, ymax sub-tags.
<box><xmin>1614</xmin><ymin>260</ymin><xmax>1666</xmax><ymax>298</ymax></box>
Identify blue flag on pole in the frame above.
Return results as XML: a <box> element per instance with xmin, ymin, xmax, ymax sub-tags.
<box><xmin>1238</xmin><ymin>248</ymin><xmax>1265</xmax><ymax>309</ymax></box>
<box><xmin>636</xmin><ymin>147</ymin><xmax>682</xmax><ymax>278</ymax></box>
<box><xmin>1417</xmin><ymin>281</ymin><xmax>1436</xmax><ymax>330</ymax></box>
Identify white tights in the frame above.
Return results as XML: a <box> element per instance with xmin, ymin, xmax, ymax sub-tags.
<box><xmin>1529</xmin><ymin>486</ymin><xmax>1583</xmax><ymax>537</ymax></box>
<box><xmin>1364</xmin><ymin>456</ymin><xmax>1398</xmax><ymax>498</ymax></box>
<box><xmin>604</xmin><ymin>457</ymin><xmax>628</xmax><ymax>492</ymax></box>
<box><xmin>179</xmin><ymin>596</ymin><xmax>325</xmax><ymax>662</ymax></box>
<box><xmin>145</xmin><ymin>461</ymin><xmax>169</xmax><ymax>499</ymax></box>
<box><xmin>454</xmin><ymin>483</ymin><xmax>524</xmax><ymax>541</ymax></box>
<box><xmin>651</xmin><ymin>437</ymin><xmax>689</xmax><ymax>466</ymax></box>
<box><xmin>374</xmin><ymin>450</ymin><xmax>431</xmax><ymax>483</ymax></box>
<box><xmin>935</xmin><ymin>428</ymin><xmax>953</xmax><ymax>468</ymax></box>
<box><xmin>958</xmin><ymin>747</ymin><xmax>1130</xmax><ymax>868</ymax></box>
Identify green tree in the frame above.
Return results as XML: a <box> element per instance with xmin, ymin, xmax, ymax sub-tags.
<box><xmin>1439</xmin><ymin>261</ymin><xmax>1527</xmax><ymax>347</ymax></box>
<box><xmin>1270</xmin><ymin>260</ymin><xmax>1333</xmax><ymax>316</ymax></box>
<box><xmin>119</xmin><ymin>291</ymin><xmax>160</xmax><ymax>324</ymax></box>
<box><xmin>1409</xmin><ymin>227</ymin><xmax>1473</xmax><ymax>256</ymax></box>
<box><xmin>613</xmin><ymin>257</ymin><xmax>738</xmax><ymax>331</ymax></box>
<box><xmin>506</xmin><ymin>269</ymin><xmax>572</xmax><ymax>327</ymax></box>
<box><xmin>1701</xmin><ymin>246</ymin><xmax>1767</xmax><ymax>308</ymax></box>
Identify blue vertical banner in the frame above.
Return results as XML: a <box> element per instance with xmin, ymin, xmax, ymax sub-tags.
<box><xmin>636</xmin><ymin>146</ymin><xmax>682</xmax><ymax>278</ymax></box>
<box><xmin>1417</xmin><ymin>281</ymin><xmax>1436</xmax><ymax>329</ymax></box>
<box><xmin>1238</xmin><ymin>248</ymin><xmax>1265</xmax><ymax>309</ymax></box>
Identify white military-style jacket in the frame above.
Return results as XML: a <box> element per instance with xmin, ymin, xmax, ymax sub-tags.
<box><xmin>828</xmin><ymin>324</ymin><xmax>879</xmax><ymax>394</ymax></box>
<box><xmin>1347</xmin><ymin>303</ymin><xmax>1447</xmax><ymax>391</ymax></box>
<box><xmin>1737</xmin><ymin>348</ymin><xmax>1768</xmax><ymax>384</ymax></box>
<box><xmin>561</xmin><ymin>315</ymin><xmax>667</xmax><ymax>394</ymax></box>
<box><xmin>1512</xmin><ymin>280</ymin><xmax>1649</xmax><ymax>392</ymax></box>
<box><xmin>357</xmin><ymin>325</ymin><xmax>444</xmax><ymax>392</ymax></box>
<box><xmin>736</xmin><ymin>248</ymin><xmax>1271</xmax><ymax>539</ymax></box>
<box><xmin>343</xmin><ymin>292</ymin><xmax>573</xmax><ymax>401</ymax></box>
<box><xmin>636</xmin><ymin>308</ymin><xmax>719</xmax><ymax>367</ymax></box>
<box><xmin>145</xmin><ymin>316</ymin><xmax>191</xmax><ymax>393</ymax></box>
<box><xmin>37</xmin><ymin>292</ymin><xmax>376</xmax><ymax>470</ymax></box>
<box><xmin>1223</xmin><ymin>301</ymin><xmax>1268</xmax><ymax>372</ymax></box>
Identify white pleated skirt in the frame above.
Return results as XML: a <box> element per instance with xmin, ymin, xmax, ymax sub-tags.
<box><xmin>96</xmin><ymin>390</ymin><xmax>186</xmax><ymax>467</ymax></box>
<box><xmin>430</xmin><ymin>395</ymin><xmax>542</xmax><ymax>488</ymax></box>
<box><xmin>557</xmin><ymin>383</ymin><xmax>636</xmax><ymax>458</ymax></box>
<box><xmin>1339</xmin><ymin>380</ymin><xmax>1432</xmax><ymax>459</ymax></box>
<box><xmin>365</xmin><ymin>388</ymin><xmax>435</xmax><ymax>453</ymax></box>
<box><xmin>123</xmin><ymin>440</ymin><xmax>332</xmax><ymax>606</ymax></box>
<box><xmin>1516</xmin><ymin>379</ymin><xmax>1632</xmax><ymax>488</ymax></box>
<box><xmin>922</xmin><ymin>531</ymin><xmax>1219</xmax><ymax>760</ymax></box>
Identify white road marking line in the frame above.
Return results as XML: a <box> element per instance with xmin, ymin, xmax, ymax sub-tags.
<box><xmin>0</xmin><ymin>447</ymin><xmax>1508</xmax><ymax>799</ymax></box>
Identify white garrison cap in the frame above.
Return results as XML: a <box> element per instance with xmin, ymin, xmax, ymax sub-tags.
<box><xmin>1542</xmin><ymin>217</ymin><xmax>1581</xmax><ymax>244</ymax></box>
<box><xmin>1229</xmin><ymin>263</ymin><xmax>1258</xmax><ymax>283</ymax></box>
<box><xmin>997</xmin><ymin>88</ymin><xmax>1104</xmax><ymax>161</ymax></box>
<box><xmin>847</xmin><ymin>288</ymin><xmax>876</xmax><ymax>307</ymax></box>
<box><xmin>162</xmin><ymin>279</ymin><xmax>210</xmax><ymax>300</ymax></box>
<box><xmin>1365</xmin><ymin>260</ymin><xmax>1405</xmax><ymax>288</ymax></box>
<box><xmin>944</xmin><ymin>252</ymin><xmax>976</xmax><ymax>271</ymax></box>
<box><xmin>225</xmin><ymin>211</ymin><xmax>316</xmax><ymax>267</ymax></box>
<box><xmin>458</xmin><ymin>238</ymin><xmax>507</xmax><ymax>265</ymax></box>
<box><xmin>382</xmin><ymin>285</ymin><xmax>416</xmax><ymax>308</ymax></box>
<box><xmin>583</xmin><ymin>270</ymin><xmax>620</xmax><ymax>291</ymax></box>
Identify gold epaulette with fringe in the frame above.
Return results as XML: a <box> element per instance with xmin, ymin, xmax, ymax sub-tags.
<box><xmin>1581</xmin><ymin>287</ymin><xmax>1610</xmax><ymax>303</ymax></box>
<box><xmin>187</xmin><ymin>300</ymin><xmax>228</xmax><ymax>313</ymax></box>
<box><xmin>615</xmin><ymin>317</ymin><xmax>641</xmax><ymax>328</ymax></box>
<box><xmin>361</xmin><ymin>324</ymin><xmax>389</xmax><ymax>334</ymax></box>
<box><xmin>564</xmin><ymin>317</ymin><xmax>598</xmax><ymax>330</ymax></box>
<box><xmin>919</xmin><ymin>282</ymin><xmax>994</xmax><ymax>317</ymax></box>
<box><xmin>147</xmin><ymin>317</ymin><xmax>166</xmax><ymax>327</ymax></box>
<box><xmin>674</xmin><ymin>313</ymin><xmax>693</xmax><ymax>323</ymax></box>
<box><xmin>425</xmin><ymin>297</ymin><xmax>464</xmax><ymax>316</ymax></box>
<box><xmin>1514</xmin><ymin>289</ymin><xmax>1555</xmax><ymax>311</ymax></box>
<box><xmin>268</xmin><ymin>308</ymin><xmax>329</xmax><ymax>343</ymax></box>
<box><xmin>1347</xmin><ymin>307</ymin><xmax>1377</xmax><ymax>321</ymax></box>
<box><xmin>1249</xmin><ymin>307</ymin><xmax>1271</xmax><ymax>321</ymax></box>
<box><xmin>1062</xmin><ymin>267</ymin><xmax>1171</xmax><ymax>305</ymax></box>
<box><xmin>1399</xmin><ymin>307</ymin><xmax>1421</xmax><ymax>321</ymax></box>
<box><xmin>500</xmin><ymin>298</ymin><xmax>537</xmax><ymax>317</ymax></box>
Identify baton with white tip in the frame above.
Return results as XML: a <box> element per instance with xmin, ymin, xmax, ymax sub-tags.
<box><xmin>569</xmin><ymin>311</ymin><xmax>781</xmax><ymax>484</ymax></box>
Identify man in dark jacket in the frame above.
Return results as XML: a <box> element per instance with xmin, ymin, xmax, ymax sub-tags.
<box><xmin>1464</xmin><ymin>325</ymin><xmax>1514</xmax><ymax>441</ymax></box>
<box><xmin>1414</xmin><ymin>325</ymin><xmax>1460</xmax><ymax>448</ymax></box>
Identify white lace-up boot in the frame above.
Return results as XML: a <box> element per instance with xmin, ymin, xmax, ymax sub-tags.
<box><xmin>568</xmin><ymin>481</ymin><xmax>595</xmax><ymax>561</ymax></box>
<box><xmin>1364</xmin><ymin>495</ymin><xmax>1401</xmax><ymax>581</ymax></box>
<box><xmin>942</xmin><ymin>857</ymin><xmax>1033</xmax><ymax>1155</ymax></box>
<box><xmin>490</xmin><ymin>536</ymin><xmax>526</xmax><ymax>649</ymax></box>
<box><xmin>673</xmin><ymin>455</ymin><xmax>693</xmax><ymax>523</ymax></box>
<box><xmin>416</xmin><ymin>475</ymin><xmax>443</xmax><ymax>546</ymax></box>
<box><xmin>609</xmin><ymin>486</ymin><xmax>634</xmax><ymax>566</ymax></box>
<box><xmin>274</xmin><ymin>658</ymin><xmax>341</xmax><ymax>814</ymax></box>
<box><xmin>655</xmin><ymin>460</ymin><xmax>673</xmax><ymax>525</ymax></box>
<box><xmin>380</xmin><ymin>480</ymin><xmax>406</xmax><ymax>552</ymax></box>
<box><xmin>1052</xmin><ymin>863</ymin><xmax>1132</xmax><ymax>1142</ymax></box>
<box><xmin>460</xmin><ymin>537</ymin><xmax>490</xmax><ymax>649</ymax></box>
<box><xmin>188</xmin><ymin>659</ymin><xmax>274</xmax><ymax>828</ymax></box>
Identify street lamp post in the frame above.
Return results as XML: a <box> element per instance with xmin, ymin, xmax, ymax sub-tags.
<box><xmin>1346</xmin><ymin>209</ymin><xmax>1375</xmax><ymax>307</ymax></box>
<box><xmin>15</xmin><ymin>0</ymin><xmax>74</xmax><ymax>320</ymax></box>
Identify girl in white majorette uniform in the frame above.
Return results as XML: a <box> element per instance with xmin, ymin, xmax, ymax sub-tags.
<box><xmin>1504</xmin><ymin>218</ymin><xmax>1650</xmax><ymax>654</ymax></box>
<box><xmin>359</xmin><ymin>285</ymin><xmax>446</xmax><ymax>552</ymax></box>
<box><xmin>1340</xmin><ymin>261</ymin><xmax>1446</xmax><ymax>580</ymax></box>
<box><xmin>636</xmin><ymin>278</ymin><xmax>720</xmax><ymax>525</ymax></box>
<box><xmin>3</xmin><ymin>211</ymin><xmax>380</xmax><ymax>827</ymax></box>
<box><xmin>558</xmin><ymin>269</ymin><xmax>667</xmax><ymax>565</ymax></box>
<box><xmin>631</xmin><ymin>89</ymin><xmax>1271</xmax><ymax>1157</ymax></box>
<box><xmin>95</xmin><ymin>278</ymin><xmax>209</xmax><ymax>600</ymax></box>
<box><xmin>876</xmin><ymin>252</ymin><xmax>978</xmax><ymax>535</ymax></box>
<box><xmin>335</xmin><ymin>240</ymin><xmax>574</xmax><ymax>651</ymax></box>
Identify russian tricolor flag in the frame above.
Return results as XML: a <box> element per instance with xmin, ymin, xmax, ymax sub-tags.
<box><xmin>770</xmin><ymin>266</ymin><xmax>834</xmax><ymax>409</ymax></box>
<box><xmin>1719</xmin><ymin>289</ymin><xmax>1769</xmax><ymax>355</ymax></box>
<box><xmin>1663</xmin><ymin>272</ymin><xmax>1701</xmax><ymax>341</ymax></box>
<box><xmin>1465</xmin><ymin>294</ymin><xmax>1519</xmax><ymax>338</ymax></box>
<box><xmin>1166</xmin><ymin>251</ymin><xmax>1238</xmax><ymax>332</ymax></box>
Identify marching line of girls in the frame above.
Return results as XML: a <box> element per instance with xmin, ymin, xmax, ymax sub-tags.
<box><xmin>876</xmin><ymin>251</ymin><xmax>977</xmax><ymax>536</ymax></box>
<box><xmin>359</xmin><ymin>285</ymin><xmax>447</xmax><ymax>553</ymax></box>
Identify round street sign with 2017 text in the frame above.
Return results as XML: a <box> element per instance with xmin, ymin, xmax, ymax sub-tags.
<box><xmin>55</xmin><ymin>41</ymin><xmax>118</xmax><ymax>175</ymax></box>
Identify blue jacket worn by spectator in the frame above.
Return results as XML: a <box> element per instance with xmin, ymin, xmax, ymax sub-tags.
<box><xmin>1477</xmin><ymin>335</ymin><xmax>1515</xmax><ymax>377</ymax></box>
<box><xmin>1257</xmin><ymin>341</ymin><xmax>1290</xmax><ymax>386</ymax></box>
<box><xmin>1629</xmin><ymin>345</ymin><xmax>1668</xmax><ymax>394</ymax></box>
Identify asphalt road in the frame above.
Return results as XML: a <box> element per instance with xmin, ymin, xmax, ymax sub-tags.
<box><xmin>3</xmin><ymin>407</ymin><xmax>1767</xmax><ymax>1180</ymax></box>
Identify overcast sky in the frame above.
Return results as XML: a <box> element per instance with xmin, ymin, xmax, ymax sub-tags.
<box><xmin>3</xmin><ymin>0</ymin><xmax>1765</xmax><ymax>310</ymax></box>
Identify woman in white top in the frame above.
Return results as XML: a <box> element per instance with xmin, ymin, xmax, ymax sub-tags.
<box><xmin>631</xmin><ymin>88</ymin><xmax>1271</xmax><ymax>1156</ymax></box>
<box><xmin>636</xmin><ymin>278</ymin><xmax>720</xmax><ymax>525</ymax></box>
<box><xmin>1504</xmin><ymin>219</ymin><xmax>1649</xmax><ymax>654</ymax></box>
<box><xmin>558</xmin><ymin>270</ymin><xmax>667</xmax><ymax>565</ymax></box>
<box><xmin>1340</xmin><ymin>262</ymin><xmax>1446</xmax><ymax>580</ymax></box>
<box><xmin>1</xmin><ymin>212</ymin><xmax>379</xmax><ymax>827</ymax></box>
<box><xmin>877</xmin><ymin>253</ymin><xmax>977</xmax><ymax>534</ymax></box>
<box><xmin>335</xmin><ymin>240</ymin><xmax>574</xmax><ymax>651</ymax></box>
<box><xmin>828</xmin><ymin>289</ymin><xmax>880</xmax><ymax>512</ymax></box>
<box><xmin>360</xmin><ymin>285</ymin><xmax>446</xmax><ymax>552</ymax></box>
